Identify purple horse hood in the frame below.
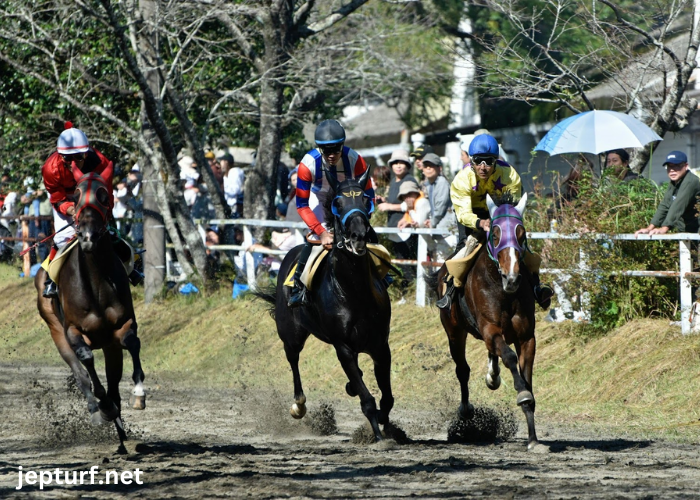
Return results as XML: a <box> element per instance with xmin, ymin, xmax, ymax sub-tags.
<box><xmin>486</xmin><ymin>198</ymin><xmax>526</xmax><ymax>259</ymax></box>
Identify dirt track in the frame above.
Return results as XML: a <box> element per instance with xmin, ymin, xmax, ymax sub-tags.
<box><xmin>1</xmin><ymin>363</ymin><xmax>700</xmax><ymax>499</ymax></box>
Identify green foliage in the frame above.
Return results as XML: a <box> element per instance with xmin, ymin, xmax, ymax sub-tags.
<box><xmin>525</xmin><ymin>168</ymin><xmax>680</xmax><ymax>335</ymax></box>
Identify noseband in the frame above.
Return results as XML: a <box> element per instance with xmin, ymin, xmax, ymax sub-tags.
<box><xmin>486</xmin><ymin>204</ymin><xmax>527</xmax><ymax>271</ymax></box>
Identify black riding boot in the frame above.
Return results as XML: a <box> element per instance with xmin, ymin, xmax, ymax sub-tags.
<box><xmin>288</xmin><ymin>242</ymin><xmax>313</xmax><ymax>308</ymax></box>
<box><xmin>129</xmin><ymin>269</ymin><xmax>145</xmax><ymax>286</ymax></box>
<box><xmin>532</xmin><ymin>274</ymin><xmax>554</xmax><ymax>310</ymax></box>
<box><xmin>436</xmin><ymin>277</ymin><xmax>455</xmax><ymax>310</ymax></box>
<box><xmin>43</xmin><ymin>276</ymin><xmax>58</xmax><ymax>298</ymax></box>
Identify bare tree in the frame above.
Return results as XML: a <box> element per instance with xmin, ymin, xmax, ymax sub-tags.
<box><xmin>446</xmin><ymin>0</ymin><xmax>699</xmax><ymax>172</ymax></box>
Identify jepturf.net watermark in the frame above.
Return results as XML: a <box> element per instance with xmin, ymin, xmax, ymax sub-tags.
<box><xmin>16</xmin><ymin>465</ymin><xmax>143</xmax><ymax>490</ymax></box>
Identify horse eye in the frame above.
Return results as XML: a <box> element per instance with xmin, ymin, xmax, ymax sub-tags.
<box><xmin>492</xmin><ymin>225</ymin><xmax>501</xmax><ymax>246</ymax></box>
<box><xmin>516</xmin><ymin>224</ymin><xmax>526</xmax><ymax>242</ymax></box>
<box><xmin>96</xmin><ymin>187</ymin><xmax>110</xmax><ymax>206</ymax></box>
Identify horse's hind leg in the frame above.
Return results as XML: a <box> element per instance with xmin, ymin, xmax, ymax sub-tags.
<box><xmin>120</xmin><ymin>324</ymin><xmax>146</xmax><ymax>410</ymax></box>
<box><xmin>371</xmin><ymin>341</ymin><xmax>394</xmax><ymax>426</ymax></box>
<box><xmin>447</xmin><ymin>333</ymin><xmax>474</xmax><ymax>420</ymax></box>
<box><xmin>335</xmin><ymin>344</ymin><xmax>382</xmax><ymax>441</ymax></box>
<box><xmin>516</xmin><ymin>337</ymin><xmax>538</xmax><ymax>449</ymax></box>
<box><xmin>283</xmin><ymin>337</ymin><xmax>310</xmax><ymax>419</ymax></box>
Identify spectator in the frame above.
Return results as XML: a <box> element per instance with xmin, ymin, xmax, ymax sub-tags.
<box><xmin>219</xmin><ymin>152</ymin><xmax>245</xmax><ymax>217</ymax></box>
<box><xmin>605</xmin><ymin>149</ymin><xmax>638</xmax><ymax>182</ymax></box>
<box><xmin>205</xmin><ymin>151</ymin><xmax>224</xmax><ymax>190</ymax></box>
<box><xmin>178</xmin><ymin>155</ymin><xmax>198</xmax><ymax>184</ymax></box>
<box><xmin>377</xmin><ymin>148</ymin><xmax>418</xmax><ymax>275</ymax></box>
<box><xmin>396</xmin><ymin>180</ymin><xmax>430</xmax><ymax>229</ymax></box>
<box><xmin>371</xmin><ymin>164</ymin><xmax>391</xmax><ymax>200</ymax></box>
<box><xmin>410</xmin><ymin>144</ymin><xmax>434</xmax><ymax>180</ymax></box>
<box><xmin>37</xmin><ymin>183</ymin><xmax>52</xmax><ymax>261</ymax></box>
<box><xmin>459</xmin><ymin>136</ymin><xmax>474</xmax><ymax>170</ymax></box>
<box><xmin>125</xmin><ymin>165</ymin><xmax>143</xmax><ymax>244</ymax></box>
<box><xmin>285</xmin><ymin>167</ymin><xmax>302</xmax><ymax>223</ymax></box>
<box><xmin>635</xmin><ymin>151</ymin><xmax>700</xmax><ymax>235</ymax></box>
<box><xmin>421</xmin><ymin>153</ymin><xmax>452</xmax><ymax>228</ymax></box>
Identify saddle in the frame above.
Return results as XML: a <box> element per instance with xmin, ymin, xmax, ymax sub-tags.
<box><xmin>284</xmin><ymin>243</ymin><xmax>393</xmax><ymax>289</ymax></box>
<box><xmin>444</xmin><ymin>242</ymin><xmax>483</xmax><ymax>291</ymax></box>
<box><xmin>43</xmin><ymin>237</ymin><xmax>135</xmax><ymax>282</ymax></box>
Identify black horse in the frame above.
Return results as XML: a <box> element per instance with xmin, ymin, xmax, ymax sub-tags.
<box><xmin>257</xmin><ymin>168</ymin><xmax>393</xmax><ymax>441</ymax></box>
<box><xmin>35</xmin><ymin>166</ymin><xmax>145</xmax><ymax>450</ymax></box>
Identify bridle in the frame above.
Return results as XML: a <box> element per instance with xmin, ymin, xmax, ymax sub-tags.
<box><xmin>324</xmin><ymin>166</ymin><xmax>373</xmax><ymax>256</ymax></box>
<box><xmin>485</xmin><ymin>194</ymin><xmax>528</xmax><ymax>275</ymax></box>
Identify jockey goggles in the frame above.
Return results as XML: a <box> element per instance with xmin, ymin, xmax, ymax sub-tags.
<box><xmin>320</xmin><ymin>143</ymin><xmax>344</xmax><ymax>156</ymax></box>
<box><xmin>61</xmin><ymin>153</ymin><xmax>86</xmax><ymax>164</ymax></box>
<box><xmin>471</xmin><ymin>155</ymin><xmax>498</xmax><ymax>167</ymax></box>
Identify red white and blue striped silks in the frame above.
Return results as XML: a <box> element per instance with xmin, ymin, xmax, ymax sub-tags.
<box><xmin>295</xmin><ymin>146</ymin><xmax>375</xmax><ymax>236</ymax></box>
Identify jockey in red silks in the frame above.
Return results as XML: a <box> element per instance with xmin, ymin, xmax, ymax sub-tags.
<box><xmin>40</xmin><ymin>122</ymin><xmax>115</xmax><ymax>298</ymax></box>
<box><xmin>287</xmin><ymin>119</ymin><xmax>375</xmax><ymax>308</ymax></box>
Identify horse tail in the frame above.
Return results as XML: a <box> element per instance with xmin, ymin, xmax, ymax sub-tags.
<box><xmin>253</xmin><ymin>286</ymin><xmax>277</xmax><ymax>319</ymax></box>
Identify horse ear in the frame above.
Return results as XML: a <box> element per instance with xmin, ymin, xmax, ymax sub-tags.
<box><xmin>358</xmin><ymin>164</ymin><xmax>371</xmax><ymax>189</ymax></box>
<box><xmin>514</xmin><ymin>192</ymin><xmax>528</xmax><ymax>216</ymax></box>
<box><xmin>486</xmin><ymin>194</ymin><xmax>497</xmax><ymax>218</ymax></box>
<box><xmin>71</xmin><ymin>162</ymin><xmax>85</xmax><ymax>182</ymax></box>
<box><xmin>100</xmin><ymin>161</ymin><xmax>114</xmax><ymax>185</ymax></box>
<box><xmin>323</xmin><ymin>167</ymin><xmax>340</xmax><ymax>193</ymax></box>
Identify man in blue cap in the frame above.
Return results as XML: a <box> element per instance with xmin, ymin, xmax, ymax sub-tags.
<box><xmin>635</xmin><ymin>150</ymin><xmax>700</xmax><ymax>235</ymax></box>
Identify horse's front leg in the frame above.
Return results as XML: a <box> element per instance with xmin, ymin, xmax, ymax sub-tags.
<box><xmin>335</xmin><ymin>343</ymin><xmax>382</xmax><ymax>441</ymax></box>
<box><xmin>485</xmin><ymin>328</ymin><xmax>532</xmax><ymax>402</ymax></box>
<box><xmin>515</xmin><ymin>337</ymin><xmax>538</xmax><ymax>449</ymax></box>
<box><xmin>371</xmin><ymin>341</ymin><xmax>394</xmax><ymax>426</ymax></box>
<box><xmin>118</xmin><ymin>321</ymin><xmax>146</xmax><ymax>410</ymax></box>
<box><xmin>64</xmin><ymin>326</ymin><xmax>111</xmax><ymax>423</ymax></box>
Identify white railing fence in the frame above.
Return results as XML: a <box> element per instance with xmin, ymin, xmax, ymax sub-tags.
<box><xmin>195</xmin><ymin>219</ymin><xmax>700</xmax><ymax>335</ymax></box>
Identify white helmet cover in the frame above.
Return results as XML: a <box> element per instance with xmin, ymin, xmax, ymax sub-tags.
<box><xmin>57</xmin><ymin>124</ymin><xmax>89</xmax><ymax>154</ymax></box>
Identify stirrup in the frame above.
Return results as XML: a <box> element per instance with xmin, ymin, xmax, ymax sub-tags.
<box><xmin>287</xmin><ymin>280</ymin><xmax>308</xmax><ymax>308</ymax></box>
<box><xmin>43</xmin><ymin>279</ymin><xmax>58</xmax><ymax>298</ymax></box>
<box><xmin>436</xmin><ymin>278</ymin><xmax>455</xmax><ymax>310</ymax></box>
<box><xmin>534</xmin><ymin>284</ymin><xmax>554</xmax><ymax>310</ymax></box>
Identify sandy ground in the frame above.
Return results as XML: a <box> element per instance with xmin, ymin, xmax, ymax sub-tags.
<box><xmin>1</xmin><ymin>363</ymin><xmax>700</xmax><ymax>499</ymax></box>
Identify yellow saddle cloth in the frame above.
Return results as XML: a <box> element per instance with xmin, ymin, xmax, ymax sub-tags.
<box><xmin>284</xmin><ymin>243</ymin><xmax>393</xmax><ymax>289</ymax></box>
<box><xmin>42</xmin><ymin>238</ymin><xmax>135</xmax><ymax>282</ymax></box>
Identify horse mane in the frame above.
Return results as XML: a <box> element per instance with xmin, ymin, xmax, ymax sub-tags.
<box><xmin>490</xmin><ymin>192</ymin><xmax>516</xmax><ymax>207</ymax></box>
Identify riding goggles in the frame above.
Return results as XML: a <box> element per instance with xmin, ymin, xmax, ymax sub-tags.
<box><xmin>320</xmin><ymin>143</ymin><xmax>344</xmax><ymax>156</ymax></box>
<box><xmin>61</xmin><ymin>153</ymin><xmax>86</xmax><ymax>163</ymax></box>
<box><xmin>472</xmin><ymin>155</ymin><xmax>498</xmax><ymax>167</ymax></box>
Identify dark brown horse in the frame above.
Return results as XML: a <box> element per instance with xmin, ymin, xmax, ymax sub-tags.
<box><xmin>34</xmin><ymin>165</ymin><xmax>145</xmax><ymax>448</ymax></box>
<box><xmin>256</xmin><ymin>169</ymin><xmax>393</xmax><ymax>441</ymax></box>
<box><xmin>431</xmin><ymin>193</ymin><xmax>538</xmax><ymax>449</ymax></box>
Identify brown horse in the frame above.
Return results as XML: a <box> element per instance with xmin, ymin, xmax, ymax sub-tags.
<box><xmin>430</xmin><ymin>193</ymin><xmax>538</xmax><ymax>449</ymax></box>
<box><xmin>34</xmin><ymin>165</ymin><xmax>145</xmax><ymax>448</ymax></box>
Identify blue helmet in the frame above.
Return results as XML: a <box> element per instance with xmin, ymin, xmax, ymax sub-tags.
<box><xmin>468</xmin><ymin>134</ymin><xmax>499</xmax><ymax>157</ymax></box>
<box><xmin>315</xmin><ymin>119</ymin><xmax>346</xmax><ymax>145</ymax></box>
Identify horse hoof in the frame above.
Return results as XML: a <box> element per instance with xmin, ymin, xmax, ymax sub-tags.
<box><xmin>458</xmin><ymin>402</ymin><xmax>474</xmax><ymax>420</ymax></box>
<box><xmin>90</xmin><ymin>411</ymin><xmax>110</xmax><ymax>426</ymax></box>
<box><xmin>485</xmin><ymin>373</ymin><xmax>501</xmax><ymax>390</ymax></box>
<box><xmin>130</xmin><ymin>394</ymin><xmax>146</xmax><ymax>410</ymax></box>
<box><xmin>517</xmin><ymin>390</ymin><xmax>535</xmax><ymax>406</ymax></box>
<box><xmin>345</xmin><ymin>382</ymin><xmax>357</xmax><ymax>397</ymax></box>
<box><xmin>290</xmin><ymin>403</ymin><xmax>306</xmax><ymax>419</ymax></box>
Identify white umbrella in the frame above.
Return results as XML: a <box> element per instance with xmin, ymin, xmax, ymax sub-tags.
<box><xmin>534</xmin><ymin>110</ymin><xmax>662</xmax><ymax>156</ymax></box>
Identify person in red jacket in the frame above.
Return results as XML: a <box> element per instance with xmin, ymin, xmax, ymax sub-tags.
<box><xmin>41</xmin><ymin>123</ymin><xmax>115</xmax><ymax>297</ymax></box>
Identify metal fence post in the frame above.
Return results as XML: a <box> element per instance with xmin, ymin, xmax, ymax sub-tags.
<box><xmin>243</xmin><ymin>224</ymin><xmax>256</xmax><ymax>289</ymax></box>
<box><xmin>416</xmin><ymin>235</ymin><xmax>428</xmax><ymax>306</ymax></box>
<box><xmin>680</xmin><ymin>239</ymin><xmax>692</xmax><ymax>334</ymax></box>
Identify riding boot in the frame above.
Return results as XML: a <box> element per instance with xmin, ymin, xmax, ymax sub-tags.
<box><xmin>288</xmin><ymin>242</ymin><xmax>313</xmax><ymax>308</ymax></box>
<box><xmin>43</xmin><ymin>276</ymin><xmax>58</xmax><ymax>298</ymax></box>
<box><xmin>436</xmin><ymin>277</ymin><xmax>455</xmax><ymax>309</ymax></box>
<box><xmin>532</xmin><ymin>274</ymin><xmax>554</xmax><ymax>310</ymax></box>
